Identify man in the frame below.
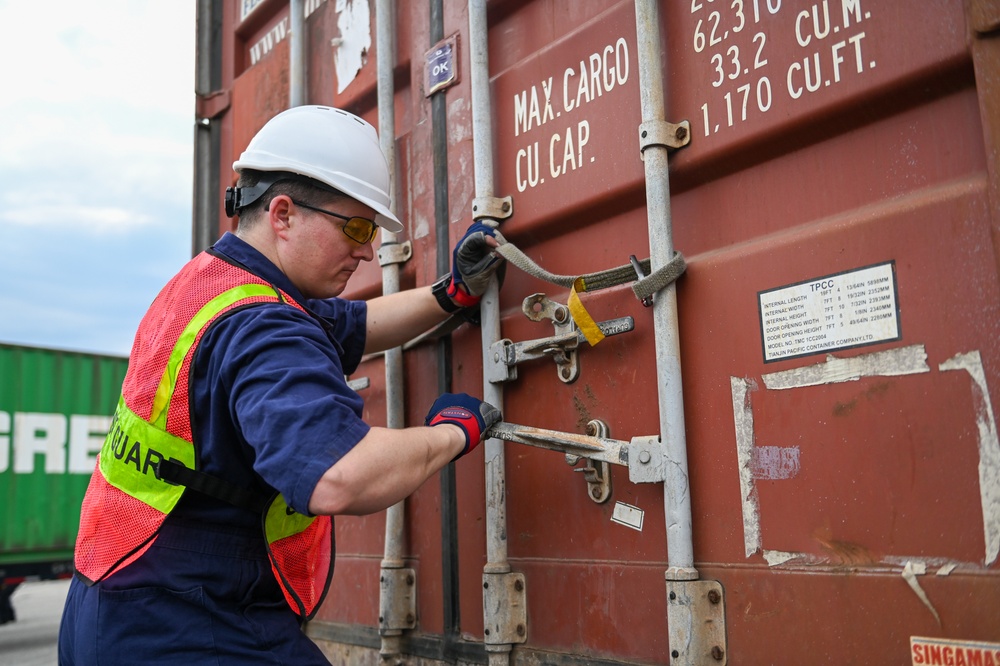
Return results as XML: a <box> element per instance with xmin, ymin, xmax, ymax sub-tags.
<box><xmin>58</xmin><ymin>105</ymin><xmax>502</xmax><ymax>665</ymax></box>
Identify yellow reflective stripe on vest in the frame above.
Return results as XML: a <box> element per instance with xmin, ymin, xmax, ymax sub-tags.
<box><xmin>150</xmin><ymin>284</ymin><xmax>280</xmax><ymax>427</ymax></box>
<box><xmin>99</xmin><ymin>396</ymin><xmax>195</xmax><ymax>514</ymax></box>
<box><xmin>264</xmin><ymin>493</ymin><xmax>316</xmax><ymax>544</ymax></box>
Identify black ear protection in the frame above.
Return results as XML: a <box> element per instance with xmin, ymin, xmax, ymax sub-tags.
<box><xmin>224</xmin><ymin>186</ymin><xmax>239</xmax><ymax>217</ymax></box>
<box><xmin>224</xmin><ymin>173</ymin><xmax>344</xmax><ymax>218</ymax></box>
<box><xmin>224</xmin><ymin>177</ymin><xmax>279</xmax><ymax>218</ymax></box>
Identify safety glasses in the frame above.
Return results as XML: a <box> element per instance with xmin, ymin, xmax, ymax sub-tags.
<box><xmin>292</xmin><ymin>199</ymin><xmax>379</xmax><ymax>245</ymax></box>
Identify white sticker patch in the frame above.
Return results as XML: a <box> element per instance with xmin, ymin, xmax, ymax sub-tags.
<box><xmin>759</xmin><ymin>261</ymin><xmax>901</xmax><ymax>362</ymax></box>
<box><xmin>611</xmin><ymin>502</ymin><xmax>644</xmax><ymax>531</ymax></box>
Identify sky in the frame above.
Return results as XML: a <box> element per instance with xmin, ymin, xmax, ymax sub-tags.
<box><xmin>0</xmin><ymin>1</ymin><xmax>196</xmax><ymax>357</ymax></box>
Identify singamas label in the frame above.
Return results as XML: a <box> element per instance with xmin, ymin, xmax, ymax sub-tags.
<box><xmin>911</xmin><ymin>636</ymin><xmax>1000</xmax><ymax>666</ymax></box>
<box><xmin>758</xmin><ymin>261</ymin><xmax>901</xmax><ymax>362</ymax></box>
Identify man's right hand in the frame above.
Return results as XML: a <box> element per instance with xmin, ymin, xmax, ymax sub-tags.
<box><xmin>424</xmin><ymin>393</ymin><xmax>501</xmax><ymax>458</ymax></box>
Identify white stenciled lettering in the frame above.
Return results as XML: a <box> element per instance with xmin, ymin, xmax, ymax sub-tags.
<box><xmin>693</xmin><ymin>0</ymin><xmax>878</xmax><ymax>139</ymax></box>
<box><xmin>573</xmin><ymin>58</ymin><xmax>596</xmax><ymax>108</ymax></box>
<box><xmin>0</xmin><ymin>410</ymin><xmax>113</xmax><ymax>475</ymax></box>
<box><xmin>549</xmin><ymin>121</ymin><xmax>591</xmax><ymax>180</ymax></box>
<box><xmin>752</xmin><ymin>0</ymin><xmax>782</xmax><ymax>23</ymax></box>
<box><xmin>513</xmin><ymin>78</ymin><xmax>555</xmax><ymax>137</ymax></box>
<box><xmin>795</xmin><ymin>1</ymin><xmax>832</xmax><ymax>47</ymax></box>
<box><xmin>14</xmin><ymin>413</ymin><xmax>67</xmax><ymax>474</ymax></box>
<box><xmin>787</xmin><ymin>31</ymin><xmax>868</xmax><ymax>99</ymax></box>
<box><xmin>69</xmin><ymin>415</ymin><xmax>112</xmax><ymax>474</ymax></box>
<box><xmin>541</xmin><ymin>78</ymin><xmax>556</xmax><ymax>125</ymax></box>
<box><xmin>562</xmin><ymin>38</ymin><xmax>629</xmax><ymax>113</ymax></box>
<box><xmin>249</xmin><ymin>18</ymin><xmax>289</xmax><ymax>66</ymax></box>
<box><xmin>0</xmin><ymin>411</ymin><xmax>8</xmax><ymax>473</ymax></box>
<box><xmin>842</xmin><ymin>0</ymin><xmax>864</xmax><ymax>28</ymax></box>
<box><xmin>512</xmin><ymin>38</ymin><xmax>628</xmax><ymax>191</ymax></box>
<box><xmin>516</xmin><ymin>143</ymin><xmax>541</xmax><ymax>191</ymax></box>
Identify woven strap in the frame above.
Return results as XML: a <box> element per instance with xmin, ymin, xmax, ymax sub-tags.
<box><xmin>493</xmin><ymin>231</ymin><xmax>686</xmax><ymax>344</ymax></box>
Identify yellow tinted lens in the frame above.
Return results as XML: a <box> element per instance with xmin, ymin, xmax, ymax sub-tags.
<box><xmin>344</xmin><ymin>217</ymin><xmax>377</xmax><ymax>244</ymax></box>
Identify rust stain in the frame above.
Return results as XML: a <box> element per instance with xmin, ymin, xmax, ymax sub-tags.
<box><xmin>833</xmin><ymin>381</ymin><xmax>891</xmax><ymax>417</ymax></box>
<box><xmin>866</xmin><ymin>381</ymin><xmax>891</xmax><ymax>400</ymax></box>
<box><xmin>833</xmin><ymin>399</ymin><xmax>857</xmax><ymax>417</ymax></box>
<box><xmin>573</xmin><ymin>388</ymin><xmax>595</xmax><ymax>430</ymax></box>
<box><xmin>814</xmin><ymin>531</ymin><xmax>877</xmax><ymax>566</ymax></box>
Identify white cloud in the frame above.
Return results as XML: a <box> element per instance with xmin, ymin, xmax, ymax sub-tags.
<box><xmin>0</xmin><ymin>0</ymin><xmax>195</xmax><ymax>354</ymax></box>
<box><xmin>0</xmin><ymin>203</ymin><xmax>153</xmax><ymax>232</ymax></box>
<box><xmin>0</xmin><ymin>1</ymin><xmax>194</xmax><ymax>115</ymax></box>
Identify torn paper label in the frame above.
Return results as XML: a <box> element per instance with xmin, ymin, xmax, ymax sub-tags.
<box><xmin>611</xmin><ymin>502</ymin><xmax>644</xmax><ymax>531</ymax></box>
<box><xmin>902</xmin><ymin>561</ymin><xmax>940</xmax><ymax>625</ymax></box>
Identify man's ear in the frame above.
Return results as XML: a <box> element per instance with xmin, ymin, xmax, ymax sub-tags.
<box><xmin>268</xmin><ymin>194</ymin><xmax>293</xmax><ymax>237</ymax></box>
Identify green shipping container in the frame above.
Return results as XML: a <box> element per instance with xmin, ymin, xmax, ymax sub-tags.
<box><xmin>0</xmin><ymin>343</ymin><xmax>128</xmax><ymax>582</ymax></box>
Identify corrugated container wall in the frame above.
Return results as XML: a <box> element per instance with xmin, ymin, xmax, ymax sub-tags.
<box><xmin>194</xmin><ymin>0</ymin><xmax>1000</xmax><ymax>663</ymax></box>
<box><xmin>0</xmin><ymin>344</ymin><xmax>128</xmax><ymax>579</ymax></box>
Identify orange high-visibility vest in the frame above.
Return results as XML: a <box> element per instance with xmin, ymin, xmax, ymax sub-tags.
<box><xmin>74</xmin><ymin>250</ymin><xmax>334</xmax><ymax>621</ymax></box>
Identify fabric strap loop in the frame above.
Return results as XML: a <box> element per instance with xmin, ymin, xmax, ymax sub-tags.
<box><xmin>492</xmin><ymin>231</ymin><xmax>686</xmax><ymax>345</ymax></box>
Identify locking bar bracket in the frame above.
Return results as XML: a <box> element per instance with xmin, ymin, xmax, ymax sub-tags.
<box><xmin>482</xmin><ymin>572</ymin><xmax>527</xmax><ymax>645</ymax></box>
<box><xmin>378</xmin><ymin>567</ymin><xmax>417</xmax><ymax>633</ymax></box>
<box><xmin>627</xmin><ymin>435</ymin><xmax>667</xmax><ymax>484</ymax></box>
<box><xmin>639</xmin><ymin>119</ymin><xmax>691</xmax><ymax>152</ymax></box>
<box><xmin>376</xmin><ymin>240</ymin><xmax>413</xmax><ymax>267</ymax></box>
<box><xmin>486</xmin><ymin>294</ymin><xmax>634</xmax><ymax>385</ymax></box>
<box><xmin>472</xmin><ymin>195</ymin><xmax>513</xmax><ymax>222</ymax></box>
<box><xmin>666</xmin><ymin>579</ymin><xmax>728</xmax><ymax>665</ymax></box>
<box><xmin>565</xmin><ymin>419</ymin><xmax>613</xmax><ymax>503</ymax></box>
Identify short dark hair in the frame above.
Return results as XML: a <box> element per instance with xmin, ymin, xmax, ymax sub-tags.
<box><xmin>234</xmin><ymin>170</ymin><xmax>345</xmax><ymax>230</ymax></box>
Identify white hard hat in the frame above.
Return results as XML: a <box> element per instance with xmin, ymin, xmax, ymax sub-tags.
<box><xmin>231</xmin><ymin>105</ymin><xmax>402</xmax><ymax>233</ymax></box>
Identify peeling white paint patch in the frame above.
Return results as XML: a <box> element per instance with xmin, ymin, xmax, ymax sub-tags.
<box><xmin>333</xmin><ymin>0</ymin><xmax>372</xmax><ymax>94</ymax></box>
<box><xmin>412</xmin><ymin>210</ymin><xmax>431</xmax><ymax>240</ymax></box>
<box><xmin>733</xmin><ymin>343</ymin><xmax>996</xmax><ymax>571</ymax></box>
<box><xmin>940</xmin><ymin>350</ymin><xmax>1000</xmax><ymax>566</ymax></box>
<box><xmin>883</xmin><ymin>554</ymin><xmax>977</xmax><ymax>569</ymax></box>
<box><xmin>751</xmin><ymin>445</ymin><xmax>800</xmax><ymax>480</ymax></box>
<box><xmin>762</xmin><ymin>344</ymin><xmax>930</xmax><ymax>390</ymax></box>
<box><xmin>902</xmin><ymin>561</ymin><xmax>941</xmax><ymax>625</ymax></box>
<box><xmin>447</xmin><ymin>97</ymin><xmax>472</xmax><ymax>143</ymax></box>
<box><xmin>763</xmin><ymin>550</ymin><xmax>798</xmax><ymax>566</ymax></box>
<box><xmin>731</xmin><ymin>376</ymin><xmax>761</xmax><ymax>558</ymax></box>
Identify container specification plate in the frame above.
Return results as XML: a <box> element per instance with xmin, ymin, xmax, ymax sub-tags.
<box><xmin>758</xmin><ymin>262</ymin><xmax>901</xmax><ymax>363</ymax></box>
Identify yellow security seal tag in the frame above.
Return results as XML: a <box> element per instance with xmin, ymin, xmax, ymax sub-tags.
<box><xmin>568</xmin><ymin>277</ymin><xmax>605</xmax><ymax>346</ymax></box>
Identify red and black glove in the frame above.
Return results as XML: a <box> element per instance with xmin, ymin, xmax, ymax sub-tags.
<box><xmin>424</xmin><ymin>392</ymin><xmax>502</xmax><ymax>459</ymax></box>
<box><xmin>432</xmin><ymin>222</ymin><xmax>505</xmax><ymax>313</ymax></box>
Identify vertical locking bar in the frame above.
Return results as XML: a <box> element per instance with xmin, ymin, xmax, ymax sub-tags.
<box><xmin>469</xmin><ymin>1</ymin><xmax>524</xmax><ymax>664</ymax></box>
<box><xmin>633</xmin><ymin>0</ymin><xmax>697</xmax><ymax>582</ymax></box>
<box><xmin>632</xmin><ymin>0</ymin><xmax>728</xmax><ymax>660</ymax></box>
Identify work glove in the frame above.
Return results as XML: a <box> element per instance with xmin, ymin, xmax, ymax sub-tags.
<box><xmin>424</xmin><ymin>392</ymin><xmax>502</xmax><ymax>459</ymax></box>
<box><xmin>447</xmin><ymin>222</ymin><xmax>504</xmax><ymax>308</ymax></box>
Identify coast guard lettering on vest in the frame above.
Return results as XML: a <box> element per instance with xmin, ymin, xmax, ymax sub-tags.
<box><xmin>106</xmin><ymin>411</ymin><xmax>172</xmax><ymax>481</ymax></box>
